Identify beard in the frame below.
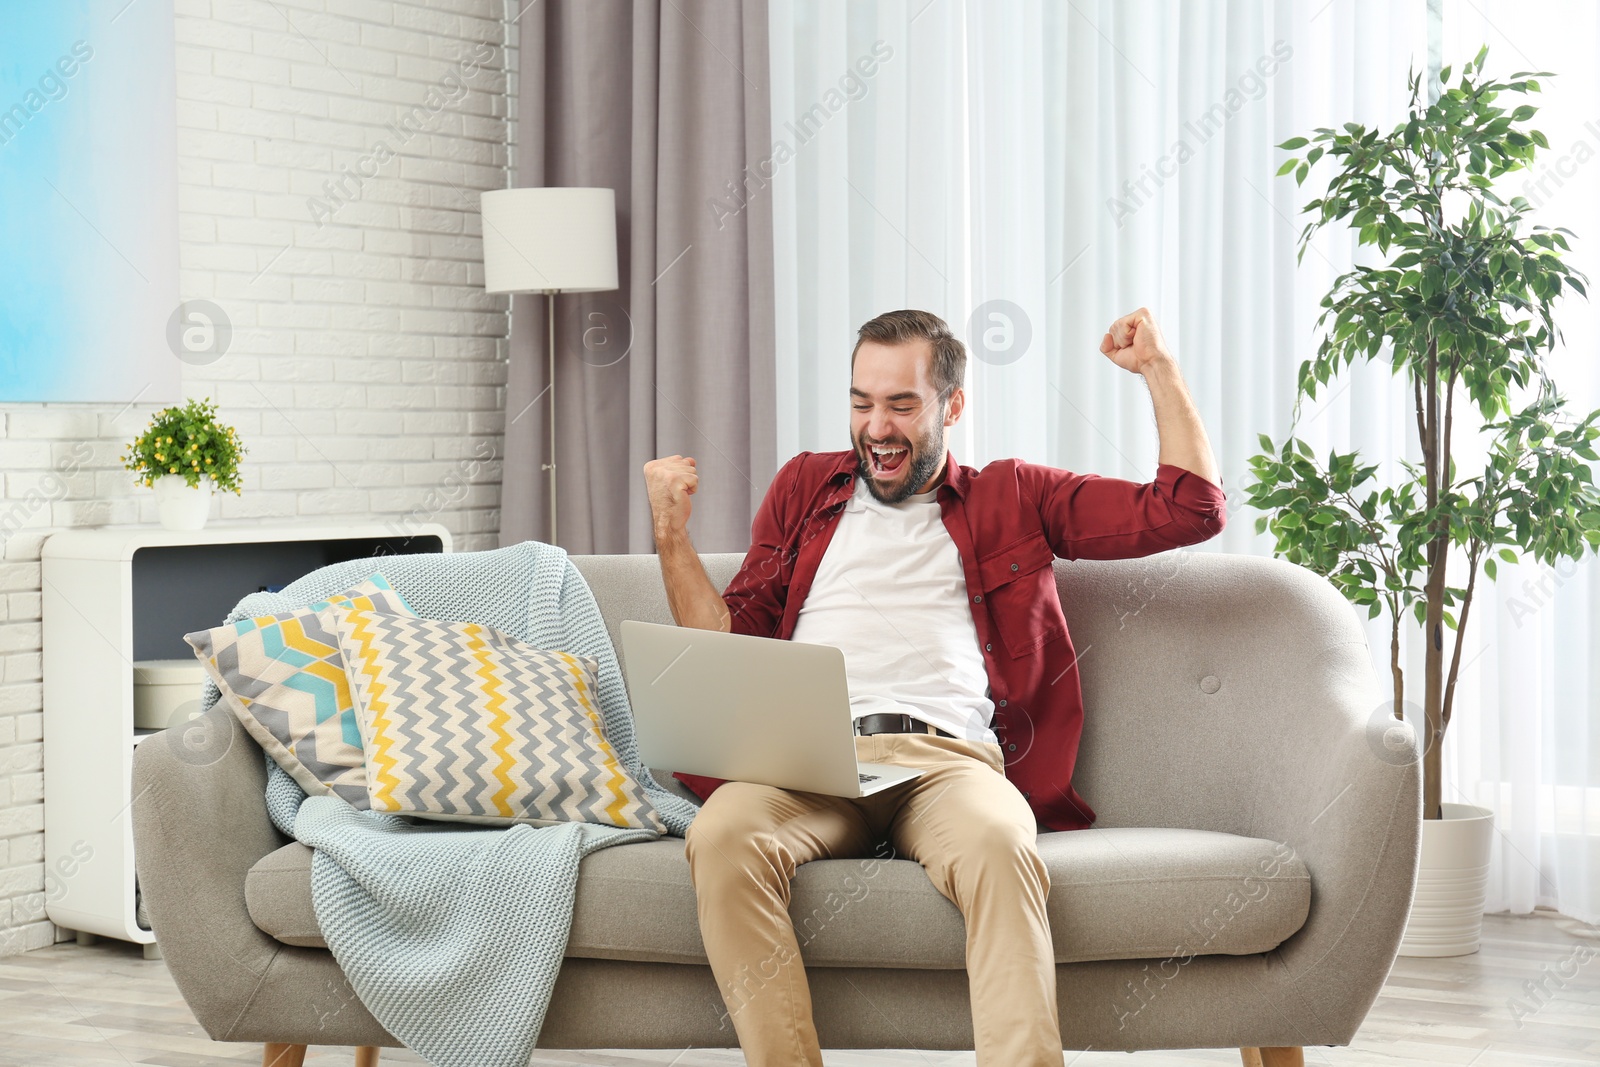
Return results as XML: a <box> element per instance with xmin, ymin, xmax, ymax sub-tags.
<box><xmin>855</xmin><ymin>417</ymin><xmax>947</xmax><ymax>505</ymax></box>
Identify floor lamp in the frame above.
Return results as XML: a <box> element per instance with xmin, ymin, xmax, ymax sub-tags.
<box><xmin>481</xmin><ymin>187</ymin><xmax>619</xmax><ymax>547</ymax></box>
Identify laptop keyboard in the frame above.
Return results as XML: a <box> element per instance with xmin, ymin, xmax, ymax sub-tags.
<box><xmin>858</xmin><ymin>772</ymin><xmax>880</xmax><ymax>783</ymax></box>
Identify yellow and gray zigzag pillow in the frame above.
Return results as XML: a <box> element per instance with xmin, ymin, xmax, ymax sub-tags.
<box><xmin>333</xmin><ymin>607</ymin><xmax>664</xmax><ymax>831</ymax></box>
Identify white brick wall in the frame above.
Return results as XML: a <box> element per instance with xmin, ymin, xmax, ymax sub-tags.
<box><xmin>0</xmin><ymin>0</ymin><xmax>514</xmax><ymax>956</ymax></box>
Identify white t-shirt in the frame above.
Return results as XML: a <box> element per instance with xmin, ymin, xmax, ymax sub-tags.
<box><xmin>789</xmin><ymin>475</ymin><xmax>997</xmax><ymax>743</ymax></box>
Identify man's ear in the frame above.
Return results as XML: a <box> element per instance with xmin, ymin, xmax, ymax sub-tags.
<box><xmin>943</xmin><ymin>386</ymin><xmax>965</xmax><ymax>427</ymax></box>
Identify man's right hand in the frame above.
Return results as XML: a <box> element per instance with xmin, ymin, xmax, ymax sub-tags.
<box><xmin>644</xmin><ymin>454</ymin><xmax>698</xmax><ymax>537</ymax></box>
<box><xmin>644</xmin><ymin>454</ymin><xmax>730</xmax><ymax>632</ymax></box>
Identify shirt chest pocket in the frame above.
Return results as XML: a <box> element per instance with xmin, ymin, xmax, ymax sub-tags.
<box><xmin>976</xmin><ymin>532</ymin><xmax>1067</xmax><ymax>658</ymax></box>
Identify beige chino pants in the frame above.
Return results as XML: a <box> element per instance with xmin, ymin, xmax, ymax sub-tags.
<box><xmin>683</xmin><ymin>732</ymin><xmax>1062</xmax><ymax>1067</ymax></box>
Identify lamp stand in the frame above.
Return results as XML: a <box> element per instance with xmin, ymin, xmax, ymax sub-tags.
<box><xmin>540</xmin><ymin>290</ymin><xmax>558</xmax><ymax>546</ymax></box>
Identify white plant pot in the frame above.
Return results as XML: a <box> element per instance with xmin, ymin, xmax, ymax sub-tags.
<box><xmin>153</xmin><ymin>474</ymin><xmax>215</xmax><ymax>531</ymax></box>
<box><xmin>1399</xmin><ymin>802</ymin><xmax>1495</xmax><ymax>957</ymax></box>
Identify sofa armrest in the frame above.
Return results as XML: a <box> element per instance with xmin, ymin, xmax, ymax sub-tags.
<box><xmin>131</xmin><ymin>706</ymin><xmax>296</xmax><ymax>1038</ymax></box>
<box><xmin>1059</xmin><ymin>555</ymin><xmax>1422</xmax><ymax>1044</ymax></box>
<box><xmin>1235</xmin><ymin>650</ymin><xmax>1422</xmax><ymax>1040</ymax></box>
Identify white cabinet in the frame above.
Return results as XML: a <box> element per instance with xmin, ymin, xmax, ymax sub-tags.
<box><xmin>41</xmin><ymin>522</ymin><xmax>451</xmax><ymax>949</ymax></box>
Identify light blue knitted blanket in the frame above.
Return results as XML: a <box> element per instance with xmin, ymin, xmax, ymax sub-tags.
<box><xmin>197</xmin><ymin>541</ymin><xmax>699</xmax><ymax>1067</ymax></box>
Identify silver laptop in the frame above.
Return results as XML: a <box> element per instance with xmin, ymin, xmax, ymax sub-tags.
<box><xmin>619</xmin><ymin>620</ymin><xmax>923</xmax><ymax>797</ymax></box>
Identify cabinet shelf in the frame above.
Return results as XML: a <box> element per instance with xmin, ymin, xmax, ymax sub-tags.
<box><xmin>43</xmin><ymin>521</ymin><xmax>450</xmax><ymax>945</ymax></box>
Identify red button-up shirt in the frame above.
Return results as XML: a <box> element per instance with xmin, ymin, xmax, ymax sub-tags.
<box><xmin>673</xmin><ymin>449</ymin><xmax>1228</xmax><ymax>831</ymax></box>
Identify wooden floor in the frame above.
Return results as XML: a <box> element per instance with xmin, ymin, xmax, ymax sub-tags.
<box><xmin>1</xmin><ymin>912</ymin><xmax>1596</xmax><ymax>1066</ymax></box>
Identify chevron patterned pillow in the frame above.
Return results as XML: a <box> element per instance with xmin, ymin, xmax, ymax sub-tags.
<box><xmin>185</xmin><ymin>574</ymin><xmax>416</xmax><ymax>807</ymax></box>
<box><xmin>332</xmin><ymin>607</ymin><xmax>664</xmax><ymax>831</ymax></box>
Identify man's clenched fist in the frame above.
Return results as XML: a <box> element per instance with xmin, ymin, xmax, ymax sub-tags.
<box><xmin>644</xmin><ymin>455</ymin><xmax>698</xmax><ymax>536</ymax></box>
<box><xmin>1100</xmin><ymin>306</ymin><xmax>1175</xmax><ymax>375</ymax></box>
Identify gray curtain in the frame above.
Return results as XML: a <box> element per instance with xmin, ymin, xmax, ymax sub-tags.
<box><xmin>501</xmin><ymin>0</ymin><xmax>777</xmax><ymax>555</ymax></box>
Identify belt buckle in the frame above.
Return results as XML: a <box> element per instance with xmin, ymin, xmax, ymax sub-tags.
<box><xmin>856</xmin><ymin>712</ymin><xmax>938</xmax><ymax>737</ymax></box>
<box><xmin>855</xmin><ymin>713</ymin><xmax>904</xmax><ymax>737</ymax></box>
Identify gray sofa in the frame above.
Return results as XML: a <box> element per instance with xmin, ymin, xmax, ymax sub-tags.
<box><xmin>131</xmin><ymin>549</ymin><xmax>1420</xmax><ymax>1062</ymax></box>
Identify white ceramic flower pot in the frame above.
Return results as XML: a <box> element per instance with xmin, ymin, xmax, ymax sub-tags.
<box><xmin>1399</xmin><ymin>802</ymin><xmax>1495</xmax><ymax>957</ymax></box>
<box><xmin>153</xmin><ymin>474</ymin><xmax>214</xmax><ymax>531</ymax></box>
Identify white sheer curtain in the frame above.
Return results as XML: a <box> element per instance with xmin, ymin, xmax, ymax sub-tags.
<box><xmin>1435</xmin><ymin>0</ymin><xmax>1600</xmax><ymax>924</ymax></box>
<box><xmin>771</xmin><ymin>0</ymin><xmax>1425</xmax><ymax>478</ymax></box>
<box><xmin>770</xmin><ymin>0</ymin><xmax>1600</xmax><ymax>924</ymax></box>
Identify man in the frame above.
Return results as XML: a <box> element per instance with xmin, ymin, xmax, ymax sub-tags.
<box><xmin>642</xmin><ymin>308</ymin><xmax>1226</xmax><ymax>1067</ymax></box>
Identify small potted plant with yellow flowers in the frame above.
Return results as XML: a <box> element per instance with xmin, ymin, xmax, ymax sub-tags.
<box><xmin>122</xmin><ymin>397</ymin><xmax>246</xmax><ymax>530</ymax></box>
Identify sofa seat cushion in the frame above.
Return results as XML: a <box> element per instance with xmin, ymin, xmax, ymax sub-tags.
<box><xmin>245</xmin><ymin>841</ymin><xmax>324</xmax><ymax>947</ymax></box>
<box><xmin>246</xmin><ymin>826</ymin><xmax>1309</xmax><ymax>967</ymax></box>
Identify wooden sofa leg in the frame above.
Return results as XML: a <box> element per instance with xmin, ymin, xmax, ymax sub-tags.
<box><xmin>1242</xmin><ymin>1049</ymin><xmax>1304</xmax><ymax>1067</ymax></box>
<box><xmin>260</xmin><ymin>1044</ymin><xmax>374</xmax><ymax>1066</ymax></box>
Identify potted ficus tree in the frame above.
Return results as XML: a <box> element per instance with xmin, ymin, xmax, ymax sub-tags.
<box><xmin>1248</xmin><ymin>46</ymin><xmax>1600</xmax><ymax>956</ymax></box>
<box><xmin>122</xmin><ymin>397</ymin><xmax>246</xmax><ymax>530</ymax></box>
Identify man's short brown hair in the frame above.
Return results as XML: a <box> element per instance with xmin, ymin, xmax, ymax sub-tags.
<box><xmin>851</xmin><ymin>309</ymin><xmax>966</xmax><ymax>402</ymax></box>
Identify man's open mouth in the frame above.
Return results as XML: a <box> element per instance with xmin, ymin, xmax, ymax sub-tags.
<box><xmin>868</xmin><ymin>443</ymin><xmax>909</xmax><ymax>478</ymax></box>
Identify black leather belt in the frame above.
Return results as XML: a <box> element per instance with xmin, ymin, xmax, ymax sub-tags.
<box><xmin>855</xmin><ymin>712</ymin><xmax>955</xmax><ymax>739</ymax></box>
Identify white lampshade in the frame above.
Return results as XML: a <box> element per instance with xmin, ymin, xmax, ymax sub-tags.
<box><xmin>480</xmin><ymin>187</ymin><xmax>619</xmax><ymax>294</ymax></box>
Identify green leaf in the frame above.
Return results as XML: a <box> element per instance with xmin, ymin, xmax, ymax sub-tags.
<box><xmin>1295</xmin><ymin>162</ymin><xmax>1310</xmax><ymax>185</ymax></box>
<box><xmin>1276</xmin><ymin>157</ymin><xmax>1299</xmax><ymax>177</ymax></box>
<box><xmin>1279</xmin><ymin>136</ymin><xmax>1310</xmax><ymax>150</ymax></box>
<box><xmin>1258</xmin><ymin>432</ymin><xmax>1275</xmax><ymax>452</ymax></box>
<box><xmin>1499</xmin><ymin>548</ymin><xmax>1518</xmax><ymax>563</ymax></box>
<box><xmin>1484</xmin><ymin>557</ymin><xmax>1497</xmax><ymax>581</ymax></box>
<box><xmin>1422</xmin><ymin>264</ymin><xmax>1443</xmax><ymax>297</ymax></box>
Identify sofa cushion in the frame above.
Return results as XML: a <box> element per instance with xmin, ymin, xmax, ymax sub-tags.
<box><xmin>246</xmin><ymin>826</ymin><xmax>1310</xmax><ymax>966</ymax></box>
<box><xmin>245</xmin><ymin>841</ymin><xmax>325</xmax><ymax>948</ymax></box>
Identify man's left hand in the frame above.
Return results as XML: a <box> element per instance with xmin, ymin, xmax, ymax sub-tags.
<box><xmin>1100</xmin><ymin>307</ymin><xmax>1174</xmax><ymax>375</ymax></box>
